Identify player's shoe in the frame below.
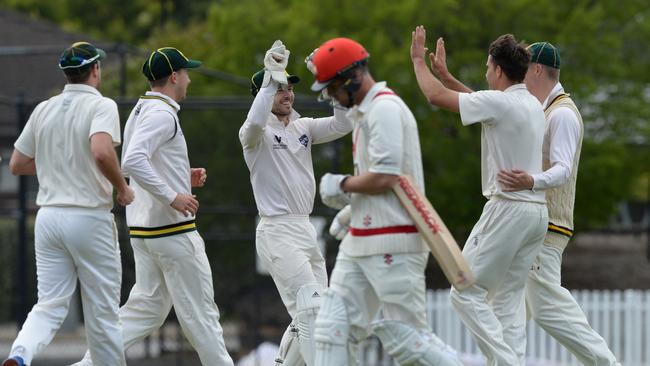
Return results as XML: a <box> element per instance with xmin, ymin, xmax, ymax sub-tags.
<box><xmin>2</xmin><ymin>356</ymin><xmax>25</xmax><ymax>366</ymax></box>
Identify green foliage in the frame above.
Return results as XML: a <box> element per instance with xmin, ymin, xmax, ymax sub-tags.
<box><xmin>2</xmin><ymin>0</ymin><xmax>649</xmax><ymax>301</ymax></box>
<box><xmin>6</xmin><ymin>0</ymin><xmax>645</xmax><ymax>231</ymax></box>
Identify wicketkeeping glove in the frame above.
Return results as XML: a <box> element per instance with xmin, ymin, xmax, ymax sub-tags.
<box><xmin>263</xmin><ymin>40</ymin><xmax>290</xmax><ymax>87</ymax></box>
<box><xmin>329</xmin><ymin>205</ymin><xmax>351</xmax><ymax>240</ymax></box>
<box><xmin>319</xmin><ymin>173</ymin><xmax>351</xmax><ymax>209</ymax></box>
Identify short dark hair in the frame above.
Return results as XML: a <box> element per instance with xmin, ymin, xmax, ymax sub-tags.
<box><xmin>149</xmin><ymin>75</ymin><xmax>171</xmax><ymax>88</ymax></box>
<box><xmin>64</xmin><ymin>62</ymin><xmax>95</xmax><ymax>84</ymax></box>
<box><xmin>488</xmin><ymin>34</ymin><xmax>530</xmax><ymax>83</ymax></box>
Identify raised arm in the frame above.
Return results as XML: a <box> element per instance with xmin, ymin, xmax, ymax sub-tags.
<box><xmin>239</xmin><ymin>79</ymin><xmax>276</xmax><ymax>149</ymax></box>
<box><xmin>410</xmin><ymin>25</ymin><xmax>460</xmax><ymax>113</ymax></box>
<box><xmin>431</xmin><ymin>37</ymin><xmax>474</xmax><ymax>93</ymax></box>
<box><xmin>308</xmin><ymin>106</ymin><xmax>353</xmax><ymax>145</ymax></box>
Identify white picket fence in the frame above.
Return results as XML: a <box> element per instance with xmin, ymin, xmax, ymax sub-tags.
<box><xmin>361</xmin><ymin>289</ymin><xmax>650</xmax><ymax>366</ymax></box>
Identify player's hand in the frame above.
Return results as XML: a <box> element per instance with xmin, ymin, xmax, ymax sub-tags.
<box><xmin>191</xmin><ymin>168</ymin><xmax>207</xmax><ymax>188</ymax></box>
<box><xmin>319</xmin><ymin>173</ymin><xmax>351</xmax><ymax>209</ymax></box>
<box><xmin>263</xmin><ymin>40</ymin><xmax>290</xmax><ymax>87</ymax></box>
<box><xmin>305</xmin><ymin>48</ymin><xmax>318</xmax><ymax>75</ymax></box>
<box><xmin>171</xmin><ymin>193</ymin><xmax>199</xmax><ymax>217</ymax></box>
<box><xmin>498</xmin><ymin>169</ymin><xmax>534</xmax><ymax>192</ymax></box>
<box><xmin>410</xmin><ymin>25</ymin><xmax>429</xmax><ymax>64</ymax></box>
<box><xmin>430</xmin><ymin>37</ymin><xmax>450</xmax><ymax>77</ymax></box>
<box><xmin>116</xmin><ymin>186</ymin><xmax>135</xmax><ymax>206</ymax></box>
<box><xmin>329</xmin><ymin>205</ymin><xmax>351</xmax><ymax>240</ymax></box>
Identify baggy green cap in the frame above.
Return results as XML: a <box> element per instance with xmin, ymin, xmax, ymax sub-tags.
<box><xmin>142</xmin><ymin>47</ymin><xmax>202</xmax><ymax>81</ymax></box>
<box><xmin>250</xmin><ymin>69</ymin><xmax>300</xmax><ymax>96</ymax></box>
<box><xmin>527</xmin><ymin>42</ymin><xmax>561</xmax><ymax>69</ymax></box>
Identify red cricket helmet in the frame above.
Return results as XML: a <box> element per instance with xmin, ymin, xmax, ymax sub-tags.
<box><xmin>310</xmin><ymin>38</ymin><xmax>369</xmax><ymax>92</ymax></box>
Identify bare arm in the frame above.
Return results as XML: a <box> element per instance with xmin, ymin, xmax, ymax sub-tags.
<box><xmin>431</xmin><ymin>37</ymin><xmax>474</xmax><ymax>93</ymax></box>
<box><xmin>410</xmin><ymin>26</ymin><xmax>460</xmax><ymax>113</ymax></box>
<box><xmin>9</xmin><ymin>149</ymin><xmax>36</xmax><ymax>175</ymax></box>
<box><xmin>91</xmin><ymin>132</ymin><xmax>134</xmax><ymax>205</ymax></box>
<box><xmin>341</xmin><ymin>172</ymin><xmax>398</xmax><ymax>195</ymax></box>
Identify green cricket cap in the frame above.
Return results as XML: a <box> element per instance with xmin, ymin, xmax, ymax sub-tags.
<box><xmin>527</xmin><ymin>42</ymin><xmax>561</xmax><ymax>69</ymax></box>
<box><xmin>58</xmin><ymin>42</ymin><xmax>106</xmax><ymax>73</ymax></box>
<box><xmin>250</xmin><ymin>69</ymin><xmax>300</xmax><ymax>96</ymax></box>
<box><xmin>142</xmin><ymin>47</ymin><xmax>202</xmax><ymax>81</ymax></box>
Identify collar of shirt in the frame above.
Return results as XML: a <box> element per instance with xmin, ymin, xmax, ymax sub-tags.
<box><xmin>144</xmin><ymin>91</ymin><xmax>181</xmax><ymax>111</ymax></box>
<box><xmin>542</xmin><ymin>82</ymin><xmax>565</xmax><ymax>109</ymax></box>
<box><xmin>346</xmin><ymin>81</ymin><xmax>388</xmax><ymax>120</ymax></box>
<box><xmin>63</xmin><ymin>83</ymin><xmax>101</xmax><ymax>96</ymax></box>
<box><xmin>503</xmin><ymin>83</ymin><xmax>527</xmax><ymax>93</ymax></box>
<box><xmin>267</xmin><ymin>108</ymin><xmax>301</xmax><ymax>128</ymax></box>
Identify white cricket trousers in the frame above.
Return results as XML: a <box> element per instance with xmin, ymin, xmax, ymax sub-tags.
<box><xmin>256</xmin><ymin>215</ymin><xmax>327</xmax><ymax>317</ymax></box>
<box><xmin>526</xmin><ymin>233</ymin><xmax>620</xmax><ymax>366</ymax></box>
<box><xmin>329</xmin><ymin>250</ymin><xmax>430</xmax><ymax>337</ymax></box>
<box><xmin>9</xmin><ymin>207</ymin><xmax>125</xmax><ymax>366</ymax></box>
<box><xmin>450</xmin><ymin>198</ymin><xmax>547</xmax><ymax>366</ymax></box>
<box><xmin>116</xmin><ymin>230</ymin><xmax>233</xmax><ymax>365</ymax></box>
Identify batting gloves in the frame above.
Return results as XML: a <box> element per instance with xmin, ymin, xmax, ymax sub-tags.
<box><xmin>319</xmin><ymin>173</ymin><xmax>350</xmax><ymax>209</ymax></box>
<box><xmin>329</xmin><ymin>204</ymin><xmax>351</xmax><ymax>240</ymax></box>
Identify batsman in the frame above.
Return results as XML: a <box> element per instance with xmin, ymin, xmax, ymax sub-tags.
<box><xmin>310</xmin><ymin>37</ymin><xmax>462</xmax><ymax>366</ymax></box>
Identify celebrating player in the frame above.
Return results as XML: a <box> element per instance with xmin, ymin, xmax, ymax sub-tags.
<box><xmin>496</xmin><ymin>42</ymin><xmax>621</xmax><ymax>365</ymax></box>
<box><xmin>3</xmin><ymin>42</ymin><xmax>133</xmax><ymax>366</ymax></box>
<box><xmin>239</xmin><ymin>40</ymin><xmax>352</xmax><ymax>366</ymax></box>
<box><xmin>410</xmin><ymin>26</ymin><xmax>548</xmax><ymax>365</ymax></box>
<box><xmin>312</xmin><ymin>37</ymin><xmax>463</xmax><ymax>366</ymax></box>
<box><xmin>71</xmin><ymin>47</ymin><xmax>233</xmax><ymax>366</ymax></box>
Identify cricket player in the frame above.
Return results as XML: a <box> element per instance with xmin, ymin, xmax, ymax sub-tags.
<box><xmin>496</xmin><ymin>42</ymin><xmax>621</xmax><ymax>366</ymax></box>
<box><xmin>311</xmin><ymin>36</ymin><xmax>463</xmax><ymax>366</ymax></box>
<box><xmin>71</xmin><ymin>47</ymin><xmax>233</xmax><ymax>366</ymax></box>
<box><xmin>3</xmin><ymin>42</ymin><xmax>134</xmax><ymax>366</ymax></box>
<box><xmin>239</xmin><ymin>40</ymin><xmax>352</xmax><ymax>366</ymax></box>
<box><xmin>410</xmin><ymin>26</ymin><xmax>548</xmax><ymax>365</ymax></box>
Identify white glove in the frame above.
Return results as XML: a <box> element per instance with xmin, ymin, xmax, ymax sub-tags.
<box><xmin>319</xmin><ymin>173</ymin><xmax>350</xmax><ymax>209</ymax></box>
<box><xmin>263</xmin><ymin>40</ymin><xmax>290</xmax><ymax>87</ymax></box>
<box><xmin>329</xmin><ymin>205</ymin><xmax>351</xmax><ymax>240</ymax></box>
<box><xmin>305</xmin><ymin>48</ymin><xmax>318</xmax><ymax>75</ymax></box>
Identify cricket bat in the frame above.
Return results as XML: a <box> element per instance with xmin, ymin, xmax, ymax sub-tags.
<box><xmin>393</xmin><ymin>175</ymin><xmax>475</xmax><ymax>291</ymax></box>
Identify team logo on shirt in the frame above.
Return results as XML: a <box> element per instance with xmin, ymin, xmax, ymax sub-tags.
<box><xmin>363</xmin><ymin>214</ymin><xmax>372</xmax><ymax>227</ymax></box>
<box><xmin>299</xmin><ymin>134</ymin><xmax>309</xmax><ymax>147</ymax></box>
<box><xmin>273</xmin><ymin>135</ymin><xmax>287</xmax><ymax>150</ymax></box>
<box><xmin>384</xmin><ymin>254</ymin><xmax>393</xmax><ymax>265</ymax></box>
<box><xmin>134</xmin><ymin>103</ymin><xmax>142</xmax><ymax>116</ymax></box>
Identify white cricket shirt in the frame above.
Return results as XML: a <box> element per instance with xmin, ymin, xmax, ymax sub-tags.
<box><xmin>122</xmin><ymin>92</ymin><xmax>194</xmax><ymax>231</ymax></box>
<box><xmin>459</xmin><ymin>84</ymin><xmax>546</xmax><ymax>203</ymax></box>
<box><xmin>14</xmin><ymin>84</ymin><xmax>121</xmax><ymax>209</ymax></box>
<box><xmin>239</xmin><ymin>80</ymin><xmax>352</xmax><ymax>217</ymax></box>
<box><xmin>340</xmin><ymin>82</ymin><xmax>428</xmax><ymax>256</ymax></box>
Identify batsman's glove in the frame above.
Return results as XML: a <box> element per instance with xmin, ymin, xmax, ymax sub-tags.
<box><xmin>319</xmin><ymin>173</ymin><xmax>350</xmax><ymax>209</ymax></box>
<box><xmin>305</xmin><ymin>48</ymin><xmax>318</xmax><ymax>75</ymax></box>
<box><xmin>263</xmin><ymin>40</ymin><xmax>290</xmax><ymax>87</ymax></box>
<box><xmin>329</xmin><ymin>204</ymin><xmax>351</xmax><ymax>240</ymax></box>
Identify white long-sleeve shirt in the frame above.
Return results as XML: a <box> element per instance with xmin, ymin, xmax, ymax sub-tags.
<box><xmin>239</xmin><ymin>80</ymin><xmax>352</xmax><ymax>217</ymax></box>
<box><xmin>531</xmin><ymin>83</ymin><xmax>581</xmax><ymax>190</ymax></box>
<box><xmin>122</xmin><ymin>92</ymin><xmax>193</xmax><ymax>231</ymax></box>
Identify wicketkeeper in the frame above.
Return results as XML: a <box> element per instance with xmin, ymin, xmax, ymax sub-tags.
<box><xmin>239</xmin><ymin>40</ymin><xmax>352</xmax><ymax>366</ymax></box>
